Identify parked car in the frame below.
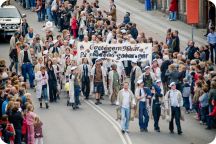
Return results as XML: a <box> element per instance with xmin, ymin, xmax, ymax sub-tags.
<box><xmin>0</xmin><ymin>0</ymin><xmax>25</xmax><ymax>37</ymax></box>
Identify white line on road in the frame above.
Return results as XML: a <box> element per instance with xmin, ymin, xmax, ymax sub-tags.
<box><xmin>87</xmin><ymin>100</ymin><xmax>133</xmax><ymax>144</ymax></box>
<box><xmin>84</xmin><ymin>100</ymin><xmax>128</xmax><ymax>144</ymax></box>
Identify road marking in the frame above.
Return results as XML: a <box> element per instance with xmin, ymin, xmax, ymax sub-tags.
<box><xmin>85</xmin><ymin>100</ymin><xmax>128</xmax><ymax>144</ymax></box>
<box><xmin>86</xmin><ymin>100</ymin><xmax>133</xmax><ymax>144</ymax></box>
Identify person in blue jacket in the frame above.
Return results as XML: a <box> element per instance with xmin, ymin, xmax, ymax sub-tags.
<box><xmin>123</xmin><ymin>12</ymin><xmax>130</xmax><ymax>24</ymax></box>
<box><xmin>135</xmin><ymin>79</ymin><xmax>151</xmax><ymax>132</ymax></box>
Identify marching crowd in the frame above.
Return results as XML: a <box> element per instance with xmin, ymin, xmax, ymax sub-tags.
<box><xmin>0</xmin><ymin>0</ymin><xmax>216</xmax><ymax>143</ymax></box>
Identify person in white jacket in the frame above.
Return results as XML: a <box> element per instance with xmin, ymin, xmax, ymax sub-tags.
<box><xmin>35</xmin><ymin>66</ymin><xmax>49</xmax><ymax>109</ymax></box>
<box><xmin>151</xmin><ymin>59</ymin><xmax>161</xmax><ymax>81</ymax></box>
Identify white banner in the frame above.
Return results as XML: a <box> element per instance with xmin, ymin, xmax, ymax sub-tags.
<box><xmin>77</xmin><ymin>42</ymin><xmax>152</xmax><ymax>62</ymax></box>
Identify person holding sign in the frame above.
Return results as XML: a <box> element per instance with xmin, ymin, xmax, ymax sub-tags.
<box><xmin>130</xmin><ymin>60</ymin><xmax>142</xmax><ymax>94</ymax></box>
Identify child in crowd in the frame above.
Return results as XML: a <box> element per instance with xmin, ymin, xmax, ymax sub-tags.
<box><xmin>199</xmin><ymin>86</ymin><xmax>209</xmax><ymax>124</ymax></box>
<box><xmin>26</xmin><ymin>104</ymin><xmax>36</xmax><ymax>144</ymax></box>
<box><xmin>182</xmin><ymin>78</ymin><xmax>191</xmax><ymax>113</ymax></box>
<box><xmin>34</xmin><ymin>116</ymin><xmax>43</xmax><ymax>144</ymax></box>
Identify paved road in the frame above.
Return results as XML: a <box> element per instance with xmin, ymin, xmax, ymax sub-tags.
<box><xmin>0</xmin><ymin>1</ymin><xmax>215</xmax><ymax>144</ymax></box>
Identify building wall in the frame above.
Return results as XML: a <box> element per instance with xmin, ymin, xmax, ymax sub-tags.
<box><xmin>139</xmin><ymin>0</ymin><xmax>208</xmax><ymax>28</ymax></box>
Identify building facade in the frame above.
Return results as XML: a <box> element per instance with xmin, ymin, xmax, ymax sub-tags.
<box><xmin>139</xmin><ymin>0</ymin><xmax>215</xmax><ymax>28</ymax></box>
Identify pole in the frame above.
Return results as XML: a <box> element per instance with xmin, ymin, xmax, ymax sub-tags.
<box><xmin>192</xmin><ymin>24</ymin><xmax>194</xmax><ymax>42</ymax></box>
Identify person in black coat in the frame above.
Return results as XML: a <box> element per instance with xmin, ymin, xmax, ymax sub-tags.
<box><xmin>172</xmin><ymin>30</ymin><xmax>180</xmax><ymax>53</ymax></box>
<box><xmin>186</xmin><ymin>41</ymin><xmax>199</xmax><ymax>60</ymax></box>
<box><xmin>160</xmin><ymin>55</ymin><xmax>172</xmax><ymax>93</ymax></box>
<box><xmin>47</xmin><ymin>59</ymin><xmax>58</xmax><ymax>102</ymax></box>
<box><xmin>130</xmin><ymin>23</ymin><xmax>138</xmax><ymax>39</ymax></box>
<box><xmin>10</xmin><ymin>105</ymin><xmax>23</xmax><ymax>144</ymax></box>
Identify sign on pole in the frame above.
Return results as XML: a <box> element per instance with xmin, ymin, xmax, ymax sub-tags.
<box><xmin>186</xmin><ymin>0</ymin><xmax>199</xmax><ymax>24</ymax></box>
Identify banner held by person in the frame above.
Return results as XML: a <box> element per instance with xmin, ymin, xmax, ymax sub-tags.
<box><xmin>77</xmin><ymin>42</ymin><xmax>152</xmax><ymax>62</ymax></box>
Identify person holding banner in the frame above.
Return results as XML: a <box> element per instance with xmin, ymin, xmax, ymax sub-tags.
<box><xmin>90</xmin><ymin>58</ymin><xmax>107</xmax><ymax>105</ymax></box>
<box><xmin>130</xmin><ymin>60</ymin><xmax>142</xmax><ymax>94</ymax></box>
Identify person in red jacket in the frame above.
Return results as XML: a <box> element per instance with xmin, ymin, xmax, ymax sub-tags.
<box><xmin>206</xmin><ymin>100</ymin><xmax>216</xmax><ymax>129</ymax></box>
<box><xmin>71</xmin><ymin>15</ymin><xmax>78</xmax><ymax>39</ymax></box>
<box><xmin>169</xmin><ymin>0</ymin><xmax>177</xmax><ymax>21</ymax></box>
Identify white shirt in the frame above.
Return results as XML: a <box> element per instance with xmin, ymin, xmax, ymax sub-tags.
<box><xmin>122</xmin><ymin>90</ymin><xmax>130</xmax><ymax>108</ymax></box>
<box><xmin>170</xmin><ymin>90</ymin><xmax>179</xmax><ymax>107</ymax></box>
<box><xmin>135</xmin><ymin>88</ymin><xmax>146</xmax><ymax>102</ymax></box>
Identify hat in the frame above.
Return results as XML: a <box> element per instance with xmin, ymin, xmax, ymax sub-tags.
<box><xmin>43</xmin><ymin>50</ymin><xmax>48</xmax><ymax>55</ymax></box>
<box><xmin>137</xmin><ymin>79</ymin><xmax>143</xmax><ymax>84</ymax></box>
<box><xmin>144</xmin><ymin>66</ymin><xmax>150</xmax><ymax>70</ymax></box>
<box><xmin>43</xmin><ymin>21</ymin><xmax>54</xmax><ymax>32</ymax></box>
<box><xmin>121</xmin><ymin>29</ymin><xmax>127</xmax><ymax>34</ymax></box>
<box><xmin>155</xmin><ymin>79</ymin><xmax>161</xmax><ymax>83</ymax></box>
<box><xmin>96</xmin><ymin>58</ymin><xmax>102</xmax><ymax>62</ymax></box>
<box><xmin>152</xmin><ymin>59</ymin><xmax>157</xmax><ymax>63</ymax></box>
<box><xmin>53</xmin><ymin>40</ymin><xmax>58</xmax><ymax>44</ymax></box>
<box><xmin>131</xmin><ymin>59</ymin><xmax>137</xmax><ymax>64</ymax></box>
<box><xmin>71</xmin><ymin>66</ymin><xmax>77</xmax><ymax>71</ymax></box>
<box><xmin>169</xmin><ymin>82</ymin><xmax>176</xmax><ymax>87</ymax></box>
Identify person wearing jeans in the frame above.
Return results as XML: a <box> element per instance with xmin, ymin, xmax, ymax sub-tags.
<box><xmin>135</xmin><ymin>79</ymin><xmax>151</xmax><ymax>132</ymax></box>
<box><xmin>35</xmin><ymin>66</ymin><xmax>49</xmax><ymax>109</ymax></box>
<box><xmin>168</xmin><ymin>0</ymin><xmax>177</xmax><ymax>21</ymax></box>
<box><xmin>116</xmin><ymin>82</ymin><xmax>135</xmax><ymax>134</ymax></box>
<box><xmin>19</xmin><ymin>44</ymin><xmax>34</xmax><ymax>88</ymax></box>
<box><xmin>207</xmin><ymin>27</ymin><xmax>216</xmax><ymax>64</ymax></box>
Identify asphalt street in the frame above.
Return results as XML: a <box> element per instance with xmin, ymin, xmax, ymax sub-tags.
<box><xmin>0</xmin><ymin>1</ymin><xmax>215</xmax><ymax>144</ymax></box>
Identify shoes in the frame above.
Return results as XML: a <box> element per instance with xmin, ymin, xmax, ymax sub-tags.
<box><xmin>155</xmin><ymin>129</ymin><xmax>160</xmax><ymax>132</ymax></box>
<box><xmin>178</xmin><ymin>131</ymin><xmax>183</xmax><ymax>135</ymax></box>
<box><xmin>170</xmin><ymin>131</ymin><xmax>174</xmax><ymax>134</ymax></box>
<box><xmin>95</xmin><ymin>101</ymin><xmax>100</xmax><ymax>105</ymax></box>
<box><xmin>140</xmin><ymin>129</ymin><xmax>144</xmax><ymax>132</ymax></box>
<box><xmin>121</xmin><ymin>130</ymin><xmax>125</xmax><ymax>134</ymax></box>
<box><xmin>46</xmin><ymin>103</ymin><xmax>49</xmax><ymax>109</ymax></box>
<box><xmin>205</xmin><ymin>127</ymin><xmax>211</xmax><ymax>130</ymax></box>
<box><xmin>144</xmin><ymin>128</ymin><xmax>148</xmax><ymax>132</ymax></box>
<box><xmin>40</xmin><ymin>102</ymin><xmax>42</xmax><ymax>108</ymax></box>
<box><xmin>100</xmin><ymin>97</ymin><xmax>104</xmax><ymax>100</ymax></box>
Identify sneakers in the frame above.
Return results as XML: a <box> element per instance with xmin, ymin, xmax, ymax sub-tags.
<box><xmin>121</xmin><ymin>130</ymin><xmax>125</xmax><ymax>134</ymax></box>
<box><xmin>178</xmin><ymin>131</ymin><xmax>183</xmax><ymax>135</ymax></box>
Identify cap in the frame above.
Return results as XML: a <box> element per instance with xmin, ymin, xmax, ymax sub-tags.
<box><xmin>169</xmin><ymin>82</ymin><xmax>176</xmax><ymax>87</ymax></box>
<box><xmin>137</xmin><ymin>79</ymin><xmax>143</xmax><ymax>84</ymax></box>
<box><xmin>71</xmin><ymin>66</ymin><xmax>77</xmax><ymax>71</ymax></box>
<box><xmin>96</xmin><ymin>58</ymin><xmax>102</xmax><ymax>62</ymax></box>
<box><xmin>155</xmin><ymin>79</ymin><xmax>161</xmax><ymax>83</ymax></box>
<box><xmin>121</xmin><ymin>29</ymin><xmax>127</xmax><ymax>34</ymax></box>
<box><xmin>152</xmin><ymin>59</ymin><xmax>157</xmax><ymax>63</ymax></box>
<box><xmin>144</xmin><ymin>66</ymin><xmax>150</xmax><ymax>70</ymax></box>
<box><xmin>131</xmin><ymin>59</ymin><xmax>137</xmax><ymax>64</ymax></box>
